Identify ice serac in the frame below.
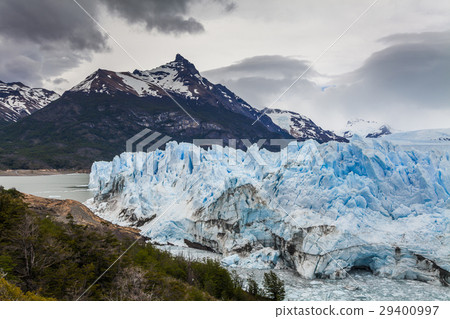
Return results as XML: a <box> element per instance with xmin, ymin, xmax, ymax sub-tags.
<box><xmin>0</xmin><ymin>80</ymin><xmax>60</xmax><ymax>122</ymax></box>
<box><xmin>87</xmin><ymin>138</ymin><xmax>450</xmax><ymax>285</ymax></box>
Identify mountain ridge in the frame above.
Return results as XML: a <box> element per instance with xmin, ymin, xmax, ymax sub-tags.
<box><xmin>68</xmin><ymin>54</ymin><xmax>286</xmax><ymax>135</ymax></box>
<box><xmin>0</xmin><ymin>80</ymin><xmax>59</xmax><ymax>123</ymax></box>
<box><xmin>0</xmin><ymin>55</ymin><xmax>292</xmax><ymax>169</ymax></box>
<box><xmin>0</xmin><ymin>54</ymin><xmax>347</xmax><ymax>169</ymax></box>
<box><xmin>263</xmin><ymin>108</ymin><xmax>347</xmax><ymax>143</ymax></box>
<box><xmin>338</xmin><ymin>118</ymin><xmax>393</xmax><ymax>139</ymax></box>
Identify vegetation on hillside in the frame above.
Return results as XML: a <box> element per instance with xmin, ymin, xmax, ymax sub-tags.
<box><xmin>0</xmin><ymin>187</ymin><xmax>271</xmax><ymax>301</ymax></box>
<box><xmin>0</xmin><ymin>277</ymin><xmax>54</xmax><ymax>301</ymax></box>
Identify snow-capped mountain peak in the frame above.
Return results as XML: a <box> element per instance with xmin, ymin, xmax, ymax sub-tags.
<box><xmin>132</xmin><ymin>54</ymin><xmax>205</xmax><ymax>99</ymax></box>
<box><xmin>339</xmin><ymin>118</ymin><xmax>393</xmax><ymax>138</ymax></box>
<box><xmin>67</xmin><ymin>55</ymin><xmax>287</xmax><ymax>135</ymax></box>
<box><xmin>0</xmin><ymin>80</ymin><xmax>60</xmax><ymax>122</ymax></box>
<box><xmin>264</xmin><ymin>108</ymin><xmax>347</xmax><ymax>142</ymax></box>
<box><xmin>69</xmin><ymin>55</ymin><xmax>214</xmax><ymax>100</ymax></box>
<box><xmin>69</xmin><ymin>68</ymin><xmax>165</xmax><ymax>97</ymax></box>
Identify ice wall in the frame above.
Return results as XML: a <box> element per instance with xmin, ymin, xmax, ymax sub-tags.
<box><xmin>87</xmin><ymin>138</ymin><xmax>450</xmax><ymax>284</ymax></box>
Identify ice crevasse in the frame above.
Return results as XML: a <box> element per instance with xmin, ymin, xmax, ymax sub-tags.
<box><xmin>87</xmin><ymin>137</ymin><xmax>450</xmax><ymax>285</ymax></box>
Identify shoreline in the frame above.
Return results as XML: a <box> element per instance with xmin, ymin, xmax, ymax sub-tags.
<box><xmin>0</xmin><ymin>169</ymin><xmax>90</xmax><ymax>176</ymax></box>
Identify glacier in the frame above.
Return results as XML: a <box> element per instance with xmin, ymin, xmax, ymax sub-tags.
<box><xmin>87</xmin><ymin>137</ymin><xmax>450</xmax><ymax>285</ymax></box>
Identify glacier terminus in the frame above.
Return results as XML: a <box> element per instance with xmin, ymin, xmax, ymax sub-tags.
<box><xmin>87</xmin><ymin>134</ymin><xmax>450</xmax><ymax>287</ymax></box>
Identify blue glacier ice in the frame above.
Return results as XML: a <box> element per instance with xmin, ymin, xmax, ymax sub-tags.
<box><xmin>87</xmin><ymin>136</ymin><xmax>450</xmax><ymax>285</ymax></box>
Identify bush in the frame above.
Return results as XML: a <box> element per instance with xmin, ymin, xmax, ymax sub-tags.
<box><xmin>0</xmin><ymin>277</ymin><xmax>54</xmax><ymax>301</ymax></box>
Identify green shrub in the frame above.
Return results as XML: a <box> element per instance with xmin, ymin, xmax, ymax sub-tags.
<box><xmin>0</xmin><ymin>277</ymin><xmax>54</xmax><ymax>301</ymax></box>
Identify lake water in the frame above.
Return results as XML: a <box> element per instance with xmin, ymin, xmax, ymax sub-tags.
<box><xmin>0</xmin><ymin>173</ymin><xmax>94</xmax><ymax>202</ymax></box>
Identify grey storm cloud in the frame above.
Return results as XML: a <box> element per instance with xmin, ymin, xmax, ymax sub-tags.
<box><xmin>52</xmin><ymin>78</ymin><xmax>70</xmax><ymax>85</ymax></box>
<box><xmin>0</xmin><ymin>0</ymin><xmax>107</xmax><ymax>52</ymax></box>
<box><xmin>99</xmin><ymin>0</ymin><xmax>206</xmax><ymax>34</ymax></box>
<box><xmin>204</xmin><ymin>31</ymin><xmax>450</xmax><ymax>130</ymax></box>
<box><xmin>205</xmin><ymin>55</ymin><xmax>318</xmax><ymax>80</ymax></box>
<box><xmin>316</xmin><ymin>30</ymin><xmax>450</xmax><ymax>130</ymax></box>
<box><xmin>100</xmin><ymin>0</ymin><xmax>237</xmax><ymax>34</ymax></box>
<box><xmin>332</xmin><ymin>30</ymin><xmax>450</xmax><ymax>110</ymax></box>
<box><xmin>0</xmin><ymin>41</ymin><xmax>43</xmax><ymax>86</ymax></box>
<box><xmin>0</xmin><ymin>0</ymin><xmax>234</xmax><ymax>87</ymax></box>
<box><xmin>0</xmin><ymin>0</ymin><xmax>105</xmax><ymax>86</ymax></box>
<box><xmin>204</xmin><ymin>55</ymin><xmax>320</xmax><ymax>108</ymax></box>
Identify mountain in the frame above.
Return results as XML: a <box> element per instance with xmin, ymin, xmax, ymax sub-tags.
<box><xmin>339</xmin><ymin>119</ymin><xmax>393</xmax><ymax>138</ymax></box>
<box><xmin>68</xmin><ymin>54</ymin><xmax>284</xmax><ymax>134</ymax></box>
<box><xmin>0</xmin><ymin>80</ymin><xmax>59</xmax><ymax>123</ymax></box>
<box><xmin>263</xmin><ymin>108</ymin><xmax>347</xmax><ymax>143</ymax></box>
<box><xmin>0</xmin><ymin>54</ymin><xmax>292</xmax><ymax>169</ymax></box>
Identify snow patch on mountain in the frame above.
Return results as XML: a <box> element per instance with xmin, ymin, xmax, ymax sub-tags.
<box><xmin>135</xmin><ymin>59</ymin><xmax>197</xmax><ymax>98</ymax></box>
<box><xmin>69</xmin><ymin>69</ymin><xmax>164</xmax><ymax>98</ymax></box>
<box><xmin>339</xmin><ymin>119</ymin><xmax>393</xmax><ymax>138</ymax></box>
<box><xmin>87</xmin><ymin>138</ymin><xmax>450</xmax><ymax>284</ymax></box>
<box><xmin>264</xmin><ymin>108</ymin><xmax>347</xmax><ymax>142</ymax></box>
<box><xmin>0</xmin><ymin>81</ymin><xmax>59</xmax><ymax>122</ymax></box>
<box><xmin>118</xmin><ymin>73</ymin><xmax>162</xmax><ymax>97</ymax></box>
<box><xmin>264</xmin><ymin>109</ymin><xmax>293</xmax><ymax>132</ymax></box>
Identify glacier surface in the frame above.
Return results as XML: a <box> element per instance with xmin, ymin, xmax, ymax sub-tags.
<box><xmin>87</xmin><ymin>137</ymin><xmax>450</xmax><ymax>285</ymax></box>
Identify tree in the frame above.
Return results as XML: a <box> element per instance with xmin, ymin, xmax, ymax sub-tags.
<box><xmin>109</xmin><ymin>266</ymin><xmax>155</xmax><ymax>301</ymax></box>
<box><xmin>247</xmin><ymin>273</ymin><xmax>260</xmax><ymax>296</ymax></box>
<box><xmin>230</xmin><ymin>270</ymin><xmax>244</xmax><ymax>290</ymax></box>
<box><xmin>263</xmin><ymin>271</ymin><xmax>285</xmax><ymax>301</ymax></box>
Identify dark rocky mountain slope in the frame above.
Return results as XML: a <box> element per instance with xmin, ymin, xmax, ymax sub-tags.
<box><xmin>0</xmin><ymin>55</ymin><xmax>292</xmax><ymax>169</ymax></box>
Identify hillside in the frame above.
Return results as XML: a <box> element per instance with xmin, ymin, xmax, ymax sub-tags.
<box><xmin>0</xmin><ymin>187</ymin><xmax>266</xmax><ymax>301</ymax></box>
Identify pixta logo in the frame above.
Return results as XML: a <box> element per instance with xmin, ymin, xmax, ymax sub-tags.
<box><xmin>125</xmin><ymin>129</ymin><xmax>323</xmax><ymax>168</ymax></box>
<box><xmin>126</xmin><ymin>129</ymin><xmax>172</xmax><ymax>152</ymax></box>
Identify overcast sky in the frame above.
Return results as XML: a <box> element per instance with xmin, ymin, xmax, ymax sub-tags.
<box><xmin>0</xmin><ymin>0</ymin><xmax>449</xmax><ymax>131</ymax></box>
